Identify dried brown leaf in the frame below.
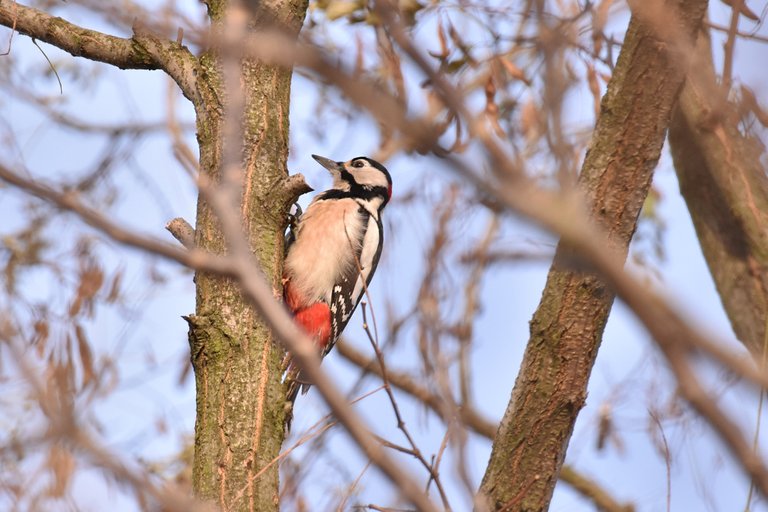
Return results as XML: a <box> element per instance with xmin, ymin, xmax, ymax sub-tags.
<box><xmin>69</xmin><ymin>263</ymin><xmax>104</xmax><ymax>317</ymax></box>
<box><xmin>74</xmin><ymin>323</ymin><xmax>95</xmax><ymax>388</ymax></box>
<box><xmin>105</xmin><ymin>269</ymin><xmax>123</xmax><ymax>303</ymax></box>
<box><xmin>47</xmin><ymin>444</ymin><xmax>75</xmax><ymax>497</ymax></box>
<box><xmin>178</xmin><ymin>352</ymin><xmax>193</xmax><ymax>386</ymax></box>
<box><xmin>449</xmin><ymin>115</ymin><xmax>469</xmax><ymax>153</ymax></box>
<box><xmin>586</xmin><ymin>63</ymin><xmax>601</xmax><ymax>120</ymax></box>
<box><xmin>354</xmin><ymin>33</ymin><xmax>364</xmax><ymax>78</ymax></box>
<box><xmin>499</xmin><ymin>57</ymin><xmax>531</xmax><ymax>85</ymax></box>
<box><xmin>436</xmin><ymin>18</ymin><xmax>449</xmax><ymax>60</ymax></box>
<box><xmin>376</xmin><ymin>28</ymin><xmax>406</xmax><ymax>105</ymax></box>
<box><xmin>592</xmin><ymin>0</ymin><xmax>614</xmax><ymax>54</ymax></box>
<box><xmin>484</xmin><ymin>75</ymin><xmax>505</xmax><ymax>138</ymax></box>
<box><xmin>69</xmin><ymin>295</ymin><xmax>81</xmax><ymax>317</ymax></box>
<box><xmin>324</xmin><ymin>0</ymin><xmax>361</xmax><ymax>20</ymax></box>
<box><xmin>520</xmin><ymin>97</ymin><xmax>541</xmax><ymax>142</ymax></box>
<box><xmin>33</xmin><ymin>319</ymin><xmax>49</xmax><ymax>357</ymax></box>
<box><xmin>64</xmin><ymin>332</ymin><xmax>76</xmax><ymax>393</ymax></box>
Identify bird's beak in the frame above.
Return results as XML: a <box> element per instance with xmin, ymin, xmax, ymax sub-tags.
<box><xmin>312</xmin><ymin>154</ymin><xmax>342</xmax><ymax>173</ymax></box>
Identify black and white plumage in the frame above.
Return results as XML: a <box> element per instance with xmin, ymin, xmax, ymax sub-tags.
<box><xmin>283</xmin><ymin>154</ymin><xmax>392</xmax><ymax>405</ymax></box>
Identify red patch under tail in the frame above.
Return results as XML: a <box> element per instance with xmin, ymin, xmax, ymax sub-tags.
<box><xmin>293</xmin><ymin>302</ymin><xmax>332</xmax><ymax>349</ymax></box>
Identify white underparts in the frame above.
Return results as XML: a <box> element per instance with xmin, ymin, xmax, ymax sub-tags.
<box><xmin>284</xmin><ymin>198</ymin><xmax>368</xmax><ymax>306</ymax></box>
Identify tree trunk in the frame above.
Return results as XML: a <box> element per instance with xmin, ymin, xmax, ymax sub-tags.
<box><xmin>669</xmin><ymin>29</ymin><xmax>768</xmax><ymax>359</ymax></box>
<box><xmin>186</xmin><ymin>1</ymin><xmax>308</xmax><ymax>510</ymax></box>
<box><xmin>478</xmin><ymin>1</ymin><xmax>708</xmax><ymax>510</ymax></box>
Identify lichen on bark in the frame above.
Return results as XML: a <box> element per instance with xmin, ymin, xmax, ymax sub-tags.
<box><xmin>185</xmin><ymin>1</ymin><xmax>309</xmax><ymax>510</ymax></box>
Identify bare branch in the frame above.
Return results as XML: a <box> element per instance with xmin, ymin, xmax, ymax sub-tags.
<box><xmin>166</xmin><ymin>217</ymin><xmax>196</xmax><ymax>249</ymax></box>
<box><xmin>280</xmin><ymin>173</ymin><xmax>313</xmax><ymax>209</ymax></box>
<box><xmin>0</xmin><ymin>156</ymin><xmax>441</xmax><ymax>512</ymax></box>
<box><xmin>720</xmin><ymin>0</ymin><xmax>760</xmax><ymax>87</ymax></box>
<box><xmin>0</xmin><ymin>1</ymin><xmax>151</xmax><ymax>68</ymax></box>
<box><xmin>0</xmin><ymin>1</ymin><xmax>199</xmax><ymax>102</ymax></box>
<box><xmin>337</xmin><ymin>340</ymin><xmax>497</xmax><ymax>439</ymax></box>
<box><xmin>558</xmin><ymin>467</ymin><xmax>635</xmax><ymax>512</ymax></box>
<box><xmin>336</xmin><ymin>341</ymin><xmax>636</xmax><ymax>512</ymax></box>
<box><xmin>243</xmin><ymin>10</ymin><xmax>768</xmax><ymax>498</ymax></box>
<box><xmin>0</xmin><ymin>162</ymin><xmax>233</xmax><ymax>276</ymax></box>
<box><xmin>706</xmin><ymin>20</ymin><xmax>768</xmax><ymax>43</ymax></box>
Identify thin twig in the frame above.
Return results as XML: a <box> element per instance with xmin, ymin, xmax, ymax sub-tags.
<box><xmin>0</xmin><ymin>0</ymin><xmax>16</xmax><ymax>56</ymax></box>
<box><xmin>338</xmin><ymin>341</ymin><xmax>635</xmax><ymax>512</ymax></box>
<box><xmin>722</xmin><ymin>0</ymin><xmax>745</xmax><ymax>89</ymax></box>
<box><xmin>30</xmin><ymin>38</ymin><xmax>62</xmax><ymax>94</ymax></box>
<box><xmin>361</xmin><ymin>303</ymin><xmax>453</xmax><ymax>511</ymax></box>
<box><xmin>0</xmin><ymin>161</ymin><xmax>441</xmax><ymax>512</ymax></box>
<box><xmin>648</xmin><ymin>409</ymin><xmax>672</xmax><ymax>512</ymax></box>
<box><xmin>233</xmin><ymin>386</ymin><xmax>386</xmax><ymax>505</ymax></box>
<box><xmin>338</xmin><ymin>461</ymin><xmax>373</xmax><ymax>512</ymax></box>
<box><xmin>706</xmin><ymin>20</ymin><xmax>768</xmax><ymax>43</ymax></box>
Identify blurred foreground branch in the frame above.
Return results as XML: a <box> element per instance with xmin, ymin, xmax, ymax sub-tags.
<box><xmin>0</xmin><ymin>156</ymin><xmax>439</xmax><ymax>512</ymax></box>
<box><xmin>336</xmin><ymin>341</ymin><xmax>635</xmax><ymax>512</ymax></box>
<box><xmin>469</xmin><ymin>0</ymin><xmax>708</xmax><ymax>508</ymax></box>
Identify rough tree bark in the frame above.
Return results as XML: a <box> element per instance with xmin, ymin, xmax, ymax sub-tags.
<box><xmin>0</xmin><ymin>1</ymin><xmax>307</xmax><ymax>509</ymax></box>
<box><xmin>184</xmin><ymin>1</ymin><xmax>308</xmax><ymax>511</ymax></box>
<box><xmin>478</xmin><ymin>1</ymin><xmax>708</xmax><ymax>510</ymax></box>
<box><xmin>669</xmin><ymin>29</ymin><xmax>768</xmax><ymax>359</ymax></box>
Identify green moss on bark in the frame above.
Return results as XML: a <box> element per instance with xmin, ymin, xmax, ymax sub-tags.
<box><xmin>186</xmin><ymin>2</ymin><xmax>308</xmax><ymax>511</ymax></box>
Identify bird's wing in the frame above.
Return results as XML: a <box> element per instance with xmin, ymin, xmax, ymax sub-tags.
<box><xmin>327</xmin><ymin>209</ymin><xmax>383</xmax><ymax>355</ymax></box>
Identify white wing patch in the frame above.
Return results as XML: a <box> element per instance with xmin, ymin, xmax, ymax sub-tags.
<box><xmin>327</xmin><ymin>209</ymin><xmax>383</xmax><ymax>346</ymax></box>
<box><xmin>350</xmin><ymin>215</ymin><xmax>380</xmax><ymax>303</ymax></box>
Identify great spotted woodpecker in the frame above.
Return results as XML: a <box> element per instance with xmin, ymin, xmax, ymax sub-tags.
<box><xmin>283</xmin><ymin>154</ymin><xmax>392</xmax><ymax>404</ymax></box>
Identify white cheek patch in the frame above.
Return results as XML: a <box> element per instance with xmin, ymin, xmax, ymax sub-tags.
<box><xmin>350</xmin><ymin>169</ymin><xmax>390</xmax><ymax>189</ymax></box>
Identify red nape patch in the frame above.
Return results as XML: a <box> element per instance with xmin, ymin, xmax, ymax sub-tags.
<box><xmin>294</xmin><ymin>303</ymin><xmax>332</xmax><ymax>349</ymax></box>
<box><xmin>387</xmin><ymin>183</ymin><xmax>393</xmax><ymax>200</ymax></box>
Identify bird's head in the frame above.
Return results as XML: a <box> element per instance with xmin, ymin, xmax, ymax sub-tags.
<box><xmin>312</xmin><ymin>154</ymin><xmax>392</xmax><ymax>209</ymax></box>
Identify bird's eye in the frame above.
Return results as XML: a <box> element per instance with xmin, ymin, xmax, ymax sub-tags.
<box><xmin>352</xmin><ymin>160</ymin><xmax>365</xmax><ymax>168</ymax></box>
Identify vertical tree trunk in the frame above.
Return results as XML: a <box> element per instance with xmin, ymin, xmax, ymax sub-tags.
<box><xmin>669</xmin><ymin>30</ymin><xmax>768</xmax><ymax>359</ymax></box>
<box><xmin>478</xmin><ymin>1</ymin><xmax>707</xmax><ymax>510</ymax></box>
<box><xmin>186</xmin><ymin>1</ymin><xmax>308</xmax><ymax>510</ymax></box>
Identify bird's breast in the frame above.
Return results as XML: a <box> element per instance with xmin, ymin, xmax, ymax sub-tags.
<box><xmin>284</xmin><ymin>198</ymin><xmax>366</xmax><ymax>306</ymax></box>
